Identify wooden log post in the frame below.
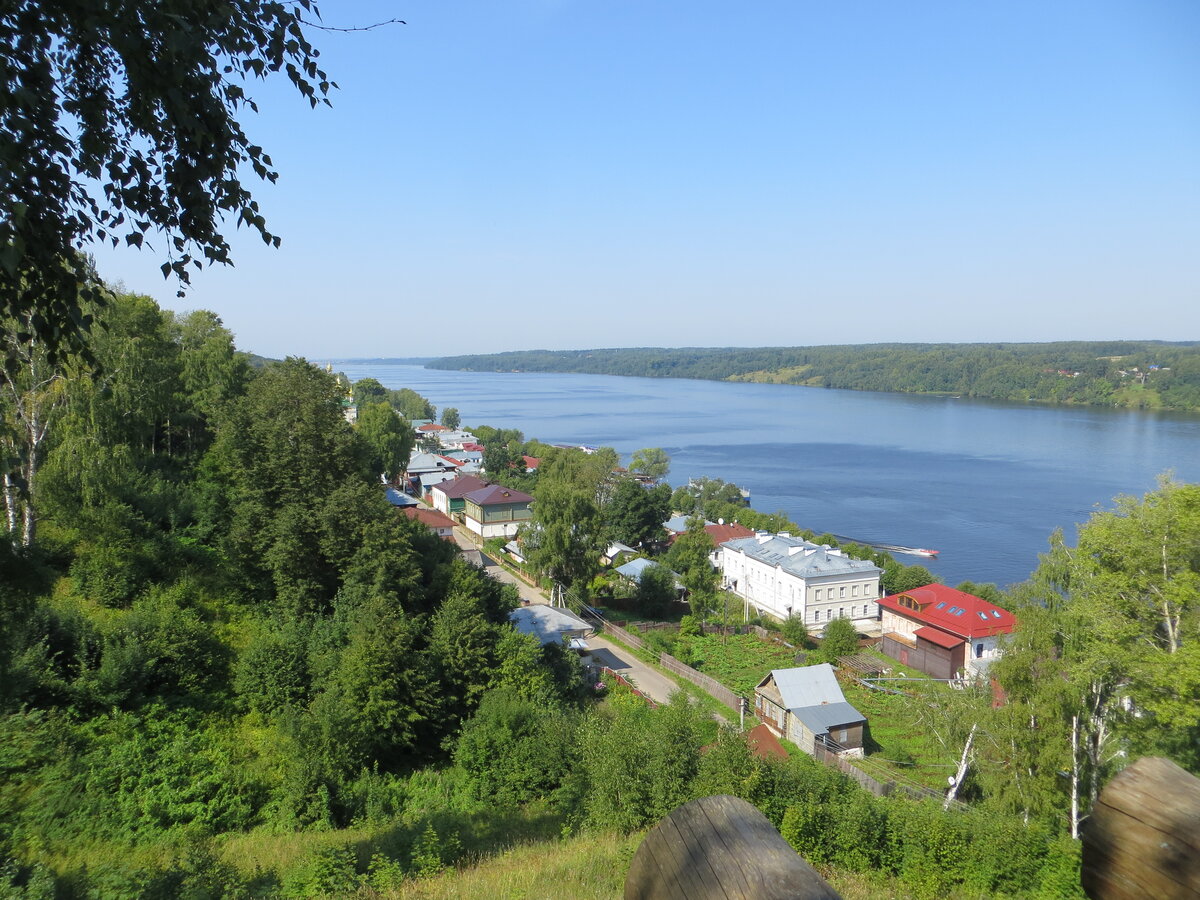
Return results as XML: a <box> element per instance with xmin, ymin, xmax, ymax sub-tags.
<box><xmin>1081</xmin><ymin>756</ymin><xmax>1200</xmax><ymax>899</ymax></box>
<box><xmin>624</xmin><ymin>795</ymin><xmax>841</xmax><ymax>900</ymax></box>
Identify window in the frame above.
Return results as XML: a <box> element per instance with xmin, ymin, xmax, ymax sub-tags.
<box><xmin>826</xmin><ymin>609</ymin><xmax>832</xmax><ymax>621</ymax></box>
<box><xmin>976</xmin><ymin>643</ymin><xmax>984</xmax><ymax>658</ymax></box>
<box><xmin>839</xmin><ymin>607</ymin><xmax>844</xmax><ymax>618</ymax></box>
<box><xmin>850</xmin><ymin>606</ymin><xmax>856</xmax><ymax>617</ymax></box>
<box><xmin>813</xmin><ymin>609</ymin><xmax>820</xmax><ymax>622</ymax></box>
<box><xmin>814</xmin><ymin>588</ymin><xmax>821</xmax><ymax>601</ymax></box>
<box><xmin>839</xmin><ymin>586</ymin><xmax>846</xmax><ymax>598</ymax></box>
<box><xmin>852</xmin><ymin>584</ymin><xmax>859</xmax><ymax>597</ymax></box>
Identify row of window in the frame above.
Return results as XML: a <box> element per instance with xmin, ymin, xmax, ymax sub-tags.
<box><xmin>812</xmin><ymin>584</ymin><xmax>874</xmax><ymax>601</ymax></box>
<box><xmin>812</xmin><ymin>605</ymin><xmax>872</xmax><ymax>622</ymax></box>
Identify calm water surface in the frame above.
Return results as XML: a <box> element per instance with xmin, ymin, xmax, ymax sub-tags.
<box><xmin>334</xmin><ymin>363</ymin><xmax>1200</xmax><ymax>589</ymax></box>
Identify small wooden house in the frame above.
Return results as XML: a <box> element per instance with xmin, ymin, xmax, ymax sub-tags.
<box><xmin>754</xmin><ymin>664</ymin><xmax>866</xmax><ymax>757</ymax></box>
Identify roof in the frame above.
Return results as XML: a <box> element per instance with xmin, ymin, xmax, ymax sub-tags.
<box><xmin>877</xmin><ymin>584</ymin><xmax>1017</xmax><ymax>639</ymax></box>
<box><xmin>403</xmin><ymin>507</ymin><xmax>457</xmax><ymax>531</ymax></box>
<box><xmin>418</xmin><ymin>423</ymin><xmax>449</xmax><ymax>432</ymax></box>
<box><xmin>721</xmin><ymin>534</ymin><xmax>882</xmax><ymax>580</ymax></box>
<box><xmin>430</xmin><ymin>474</ymin><xmax>489</xmax><ymax>499</ymax></box>
<box><xmin>384</xmin><ymin>487</ymin><xmax>419</xmax><ymax>507</ymax></box>
<box><xmin>914</xmin><ymin>625</ymin><xmax>965</xmax><ymax>649</ymax></box>
<box><xmin>523</xmin><ymin>455</ymin><xmax>541</xmax><ymax>469</ymax></box>
<box><xmin>760</xmin><ymin>664</ymin><xmax>847</xmax><ymax>709</ymax></box>
<box><xmin>663</xmin><ymin>515</ymin><xmax>712</xmax><ymax>534</ymax></box>
<box><xmin>406</xmin><ymin>452</ymin><xmax>460</xmax><ymax>473</ymax></box>
<box><xmin>436</xmin><ymin>455</ymin><xmax>464</xmax><ymax>468</ymax></box>
<box><xmin>792</xmin><ymin>702</ymin><xmax>867</xmax><ymax>736</ymax></box>
<box><xmin>744</xmin><ymin>723</ymin><xmax>789</xmax><ymax>761</ymax></box>
<box><xmin>756</xmin><ymin>665</ymin><xmax>865</xmax><ymax>736</ymax></box>
<box><xmin>463</xmin><ymin>484</ymin><xmax>534</xmax><ymax>506</ymax></box>
<box><xmin>509</xmin><ymin>605</ymin><xmax>593</xmax><ymax>646</ymax></box>
<box><xmin>605</xmin><ymin>541</ymin><xmax>636</xmax><ymax>558</ymax></box>
<box><xmin>669</xmin><ymin>521</ymin><xmax>756</xmax><ymax>547</ymax></box>
<box><xmin>614</xmin><ymin>557</ymin><xmax>671</xmax><ymax>582</ymax></box>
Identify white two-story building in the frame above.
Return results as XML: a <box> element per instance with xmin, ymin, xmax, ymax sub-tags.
<box><xmin>719</xmin><ymin>533</ymin><xmax>882</xmax><ymax>631</ymax></box>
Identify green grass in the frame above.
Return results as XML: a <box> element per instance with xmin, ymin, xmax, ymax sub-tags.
<box><xmin>839</xmin><ymin>678</ymin><xmax>959</xmax><ymax>791</ymax></box>
<box><xmin>684</xmin><ymin>633</ymin><xmax>799</xmax><ymax>697</ymax></box>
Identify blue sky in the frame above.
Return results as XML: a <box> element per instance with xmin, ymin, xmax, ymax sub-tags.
<box><xmin>91</xmin><ymin>0</ymin><xmax>1199</xmax><ymax>359</ymax></box>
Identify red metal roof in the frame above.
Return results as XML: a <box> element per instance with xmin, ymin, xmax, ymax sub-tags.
<box><xmin>403</xmin><ymin>507</ymin><xmax>457</xmax><ymax>535</ymax></box>
<box><xmin>914</xmin><ymin>626</ymin><xmax>965</xmax><ymax>649</ymax></box>
<box><xmin>705</xmin><ymin>522</ymin><xmax>755</xmax><ymax>546</ymax></box>
<box><xmin>417</xmin><ymin>423</ymin><xmax>449</xmax><ymax>432</ymax></box>
<box><xmin>878</xmin><ymin>583</ymin><xmax>1017</xmax><ymax>639</ymax></box>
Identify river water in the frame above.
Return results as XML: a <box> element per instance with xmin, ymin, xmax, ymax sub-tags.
<box><xmin>333</xmin><ymin>363</ymin><xmax>1200</xmax><ymax>590</ymax></box>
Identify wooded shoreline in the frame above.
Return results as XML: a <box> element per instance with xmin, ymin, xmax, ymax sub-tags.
<box><xmin>428</xmin><ymin>342</ymin><xmax>1200</xmax><ymax>413</ymax></box>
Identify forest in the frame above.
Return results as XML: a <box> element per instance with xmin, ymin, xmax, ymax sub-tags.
<box><xmin>428</xmin><ymin>341</ymin><xmax>1200</xmax><ymax>411</ymax></box>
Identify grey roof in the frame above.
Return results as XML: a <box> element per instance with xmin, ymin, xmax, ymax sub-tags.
<box><xmin>384</xmin><ymin>487</ymin><xmax>418</xmax><ymax>507</ymax></box>
<box><xmin>761</xmin><ymin>664</ymin><xmax>865</xmax><ymax>736</ymax></box>
<box><xmin>768</xmin><ymin>664</ymin><xmax>846</xmax><ymax>708</ymax></box>
<box><xmin>722</xmin><ymin>535</ymin><xmax>881</xmax><ymax>580</ymax></box>
<box><xmin>605</xmin><ymin>542</ymin><xmax>636</xmax><ymax>558</ymax></box>
<box><xmin>792</xmin><ymin>702</ymin><xmax>866</xmax><ymax>736</ymax></box>
<box><xmin>510</xmin><ymin>605</ymin><xmax>593</xmax><ymax>646</ymax></box>
<box><xmin>663</xmin><ymin>515</ymin><xmax>712</xmax><ymax>534</ymax></box>
<box><xmin>615</xmin><ymin>558</ymin><xmax>663</xmax><ymax>581</ymax></box>
<box><xmin>407</xmin><ymin>451</ymin><xmax>459</xmax><ymax>474</ymax></box>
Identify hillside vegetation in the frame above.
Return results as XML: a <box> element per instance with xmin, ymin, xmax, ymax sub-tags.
<box><xmin>429</xmin><ymin>342</ymin><xmax>1200</xmax><ymax>411</ymax></box>
<box><xmin>3</xmin><ymin>296</ymin><xmax>1197</xmax><ymax>897</ymax></box>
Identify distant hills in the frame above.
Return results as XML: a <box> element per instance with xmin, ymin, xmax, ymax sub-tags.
<box><xmin>428</xmin><ymin>342</ymin><xmax>1200</xmax><ymax>412</ymax></box>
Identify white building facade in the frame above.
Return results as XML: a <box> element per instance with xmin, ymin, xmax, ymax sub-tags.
<box><xmin>719</xmin><ymin>534</ymin><xmax>882</xmax><ymax>630</ymax></box>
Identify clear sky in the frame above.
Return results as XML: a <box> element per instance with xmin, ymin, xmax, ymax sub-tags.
<box><xmin>91</xmin><ymin>0</ymin><xmax>1199</xmax><ymax>359</ymax></box>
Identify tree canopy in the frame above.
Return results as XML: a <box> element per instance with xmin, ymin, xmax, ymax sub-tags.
<box><xmin>1</xmin><ymin>0</ymin><xmax>333</xmax><ymax>364</ymax></box>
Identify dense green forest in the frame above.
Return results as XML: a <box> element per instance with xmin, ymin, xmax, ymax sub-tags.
<box><xmin>429</xmin><ymin>342</ymin><xmax>1200</xmax><ymax>411</ymax></box>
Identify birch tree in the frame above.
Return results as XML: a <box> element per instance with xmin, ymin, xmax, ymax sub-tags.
<box><xmin>1</xmin><ymin>314</ymin><xmax>68</xmax><ymax>546</ymax></box>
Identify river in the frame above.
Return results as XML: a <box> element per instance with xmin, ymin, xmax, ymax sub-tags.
<box><xmin>332</xmin><ymin>362</ymin><xmax>1200</xmax><ymax>589</ymax></box>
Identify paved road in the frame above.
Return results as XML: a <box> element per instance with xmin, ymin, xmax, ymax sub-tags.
<box><xmin>437</xmin><ymin>514</ymin><xmax>696</xmax><ymax>709</ymax></box>
<box><xmin>449</xmin><ymin>524</ymin><xmax>547</xmax><ymax>605</ymax></box>
<box><xmin>587</xmin><ymin>635</ymin><xmax>688</xmax><ymax>706</ymax></box>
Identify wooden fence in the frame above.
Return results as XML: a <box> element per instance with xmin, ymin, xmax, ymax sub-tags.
<box><xmin>660</xmin><ymin>653</ymin><xmax>742</xmax><ymax>712</ymax></box>
<box><xmin>598</xmin><ymin>666</ymin><xmax>657</xmax><ymax>708</ymax></box>
<box><xmin>814</xmin><ymin>738</ymin><xmax>962</xmax><ymax>808</ymax></box>
<box><xmin>600</xmin><ymin>622</ymin><xmax>743</xmax><ymax>713</ymax></box>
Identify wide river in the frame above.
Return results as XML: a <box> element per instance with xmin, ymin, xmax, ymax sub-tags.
<box><xmin>334</xmin><ymin>362</ymin><xmax>1200</xmax><ymax>590</ymax></box>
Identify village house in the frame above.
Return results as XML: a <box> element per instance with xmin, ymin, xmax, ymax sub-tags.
<box><xmin>402</xmin><ymin>506</ymin><xmax>457</xmax><ymax>541</ymax></box>
<box><xmin>754</xmin><ymin>665</ymin><xmax>866</xmax><ymax>757</ymax></box>
<box><xmin>461</xmin><ymin>483</ymin><xmax>534</xmax><ymax>539</ymax></box>
<box><xmin>877</xmin><ymin>584</ymin><xmax>1017</xmax><ymax>681</ymax></box>
<box><xmin>428</xmin><ymin>474</ymin><xmax>490</xmax><ymax>516</ymax></box>
<box><xmin>404</xmin><ymin>451</ymin><xmax>463</xmax><ymax>494</ymax></box>
<box><xmin>667</xmin><ymin>520</ymin><xmax>755</xmax><ymax>566</ymax></box>
<box><xmin>601</xmin><ymin>541</ymin><xmax>637</xmax><ymax>567</ymax></box>
<box><xmin>719</xmin><ymin>533</ymin><xmax>882</xmax><ymax>630</ymax></box>
<box><xmin>509</xmin><ymin>604</ymin><xmax>593</xmax><ymax>648</ymax></box>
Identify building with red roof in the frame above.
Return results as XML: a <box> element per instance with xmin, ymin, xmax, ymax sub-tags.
<box><xmin>403</xmin><ymin>507</ymin><xmax>457</xmax><ymax>541</ymax></box>
<box><xmin>877</xmin><ymin>584</ymin><xmax>1017</xmax><ymax>681</ymax></box>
